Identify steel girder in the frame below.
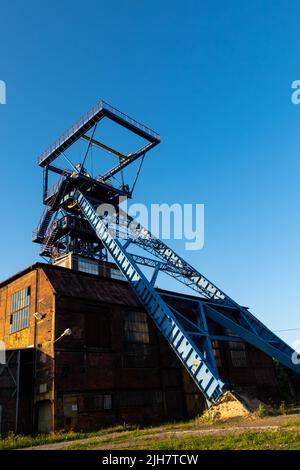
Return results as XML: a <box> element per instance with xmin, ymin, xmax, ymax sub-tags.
<box><xmin>57</xmin><ymin>191</ymin><xmax>300</xmax><ymax>406</ymax></box>
<box><xmin>66</xmin><ymin>190</ymin><xmax>226</xmax><ymax>404</ymax></box>
<box><xmin>111</xmin><ymin>210</ymin><xmax>300</xmax><ymax>376</ymax></box>
<box><xmin>34</xmin><ymin>98</ymin><xmax>300</xmax><ymax>407</ymax></box>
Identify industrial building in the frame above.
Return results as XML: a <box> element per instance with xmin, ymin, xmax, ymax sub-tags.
<box><xmin>0</xmin><ymin>99</ymin><xmax>299</xmax><ymax>434</ymax></box>
<box><xmin>0</xmin><ymin>257</ymin><xmax>286</xmax><ymax>434</ymax></box>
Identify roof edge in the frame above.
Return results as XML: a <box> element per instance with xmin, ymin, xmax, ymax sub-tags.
<box><xmin>0</xmin><ymin>263</ymin><xmax>46</xmax><ymax>289</ymax></box>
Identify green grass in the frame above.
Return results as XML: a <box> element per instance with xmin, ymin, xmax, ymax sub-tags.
<box><xmin>63</xmin><ymin>428</ymin><xmax>300</xmax><ymax>451</ymax></box>
<box><xmin>146</xmin><ymin>430</ymin><xmax>300</xmax><ymax>450</ymax></box>
<box><xmin>0</xmin><ymin>418</ymin><xmax>201</xmax><ymax>450</ymax></box>
<box><xmin>65</xmin><ymin>430</ymin><xmax>148</xmax><ymax>450</ymax></box>
<box><xmin>283</xmin><ymin>420</ymin><xmax>300</xmax><ymax>427</ymax></box>
<box><xmin>2</xmin><ymin>414</ymin><xmax>300</xmax><ymax>451</ymax></box>
<box><xmin>0</xmin><ymin>424</ymin><xmax>139</xmax><ymax>450</ymax></box>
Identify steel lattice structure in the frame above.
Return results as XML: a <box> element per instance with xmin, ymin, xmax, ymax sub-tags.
<box><xmin>33</xmin><ymin>99</ymin><xmax>300</xmax><ymax>405</ymax></box>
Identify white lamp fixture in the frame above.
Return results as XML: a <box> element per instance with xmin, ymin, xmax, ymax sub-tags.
<box><xmin>54</xmin><ymin>328</ymin><xmax>72</xmax><ymax>343</ymax></box>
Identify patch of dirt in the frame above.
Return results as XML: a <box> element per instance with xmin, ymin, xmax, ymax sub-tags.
<box><xmin>200</xmin><ymin>391</ymin><xmax>266</xmax><ymax>421</ymax></box>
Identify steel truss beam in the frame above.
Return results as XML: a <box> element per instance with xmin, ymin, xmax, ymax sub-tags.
<box><xmin>65</xmin><ymin>190</ymin><xmax>226</xmax><ymax>403</ymax></box>
<box><xmin>111</xmin><ymin>210</ymin><xmax>300</xmax><ymax>375</ymax></box>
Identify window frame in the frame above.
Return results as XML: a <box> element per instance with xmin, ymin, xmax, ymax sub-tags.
<box><xmin>78</xmin><ymin>258</ymin><xmax>99</xmax><ymax>275</ymax></box>
<box><xmin>110</xmin><ymin>268</ymin><xmax>126</xmax><ymax>281</ymax></box>
<box><xmin>124</xmin><ymin>310</ymin><xmax>150</xmax><ymax>344</ymax></box>
<box><xmin>83</xmin><ymin>393</ymin><xmax>113</xmax><ymax>411</ymax></box>
<box><xmin>10</xmin><ymin>286</ymin><xmax>31</xmax><ymax>334</ymax></box>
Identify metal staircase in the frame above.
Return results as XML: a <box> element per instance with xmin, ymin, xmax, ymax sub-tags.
<box><xmin>32</xmin><ymin>174</ymin><xmax>67</xmax><ymax>243</ymax></box>
<box><xmin>32</xmin><ymin>203</ymin><xmax>56</xmax><ymax>243</ymax></box>
<box><xmin>40</xmin><ymin>217</ymin><xmax>60</xmax><ymax>257</ymax></box>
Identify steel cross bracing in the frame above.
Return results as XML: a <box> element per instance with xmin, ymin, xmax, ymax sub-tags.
<box><xmin>96</xmin><ymin>208</ymin><xmax>300</xmax><ymax>374</ymax></box>
<box><xmin>63</xmin><ymin>189</ymin><xmax>226</xmax><ymax>404</ymax></box>
<box><xmin>62</xmin><ymin>196</ymin><xmax>300</xmax><ymax>378</ymax></box>
<box><xmin>109</xmin><ymin>210</ymin><xmax>300</xmax><ymax>375</ymax></box>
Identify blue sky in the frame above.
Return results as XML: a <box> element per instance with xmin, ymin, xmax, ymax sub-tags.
<box><xmin>0</xmin><ymin>0</ymin><xmax>299</xmax><ymax>346</ymax></box>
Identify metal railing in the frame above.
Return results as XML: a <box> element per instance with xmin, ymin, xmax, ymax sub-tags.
<box><xmin>38</xmin><ymin>100</ymin><xmax>160</xmax><ymax>165</ymax></box>
<box><xmin>102</xmin><ymin>101</ymin><xmax>160</xmax><ymax>140</ymax></box>
<box><xmin>32</xmin><ymin>203</ymin><xmax>53</xmax><ymax>240</ymax></box>
<box><xmin>45</xmin><ymin>173</ymin><xmax>67</xmax><ymax>200</ymax></box>
<box><xmin>32</xmin><ymin>174</ymin><xmax>67</xmax><ymax>241</ymax></box>
<box><xmin>38</xmin><ymin>101</ymin><xmax>103</xmax><ymax>165</ymax></box>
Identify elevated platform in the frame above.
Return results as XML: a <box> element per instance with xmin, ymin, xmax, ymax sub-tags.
<box><xmin>38</xmin><ymin>100</ymin><xmax>160</xmax><ymax>168</ymax></box>
<box><xmin>46</xmin><ymin>172</ymin><xmax>129</xmax><ymax>211</ymax></box>
<box><xmin>33</xmin><ymin>170</ymin><xmax>128</xmax><ymax>245</ymax></box>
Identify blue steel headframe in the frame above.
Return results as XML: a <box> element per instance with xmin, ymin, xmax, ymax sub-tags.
<box><xmin>34</xmin><ymin>100</ymin><xmax>300</xmax><ymax>407</ymax></box>
<box><xmin>34</xmin><ymin>100</ymin><xmax>161</xmax><ymax>259</ymax></box>
<box><xmin>65</xmin><ymin>189</ymin><xmax>226</xmax><ymax>404</ymax></box>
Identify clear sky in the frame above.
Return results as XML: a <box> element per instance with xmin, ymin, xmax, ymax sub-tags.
<box><xmin>0</xmin><ymin>0</ymin><xmax>299</xmax><ymax>346</ymax></box>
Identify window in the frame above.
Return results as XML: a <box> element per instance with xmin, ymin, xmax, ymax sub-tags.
<box><xmin>63</xmin><ymin>396</ymin><xmax>78</xmax><ymax>417</ymax></box>
<box><xmin>84</xmin><ymin>394</ymin><xmax>112</xmax><ymax>411</ymax></box>
<box><xmin>85</xmin><ymin>310</ymin><xmax>111</xmax><ymax>348</ymax></box>
<box><xmin>110</xmin><ymin>268</ymin><xmax>126</xmax><ymax>281</ymax></box>
<box><xmin>229</xmin><ymin>342</ymin><xmax>247</xmax><ymax>367</ymax></box>
<box><xmin>124</xmin><ymin>343</ymin><xmax>154</xmax><ymax>368</ymax></box>
<box><xmin>119</xmin><ymin>390</ymin><xmax>162</xmax><ymax>407</ymax></box>
<box><xmin>78</xmin><ymin>258</ymin><xmax>99</xmax><ymax>275</ymax></box>
<box><xmin>124</xmin><ymin>311</ymin><xmax>149</xmax><ymax>344</ymax></box>
<box><xmin>10</xmin><ymin>286</ymin><xmax>31</xmax><ymax>333</ymax></box>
